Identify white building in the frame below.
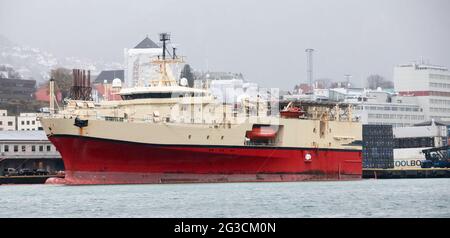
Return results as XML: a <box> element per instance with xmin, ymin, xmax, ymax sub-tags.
<box><xmin>0</xmin><ymin>131</ymin><xmax>60</xmax><ymax>159</ymax></box>
<box><xmin>17</xmin><ymin>113</ymin><xmax>42</xmax><ymax>131</ymax></box>
<box><xmin>352</xmin><ymin>90</ymin><xmax>426</xmax><ymax>127</ymax></box>
<box><xmin>0</xmin><ymin>131</ymin><xmax>63</xmax><ymax>174</ymax></box>
<box><xmin>353</xmin><ymin>102</ymin><xmax>425</xmax><ymax>127</ymax></box>
<box><xmin>209</xmin><ymin>79</ymin><xmax>264</xmax><ymax>104</ymax></box>
<box><xmin>325</xmin><ymin>89</ymin><xmax>426</xmax><ymax>127</ymax></box>
<box><xmin>210</xmin><ymin>79</ymin><xmax>245</xmax><ymax>103</ymax></box>
<box><xmin>0</xmin><ymin>109</ymin><xmax>15</xmax><ymax>131</ymax></box>
<box><xmin>124</xmin><ymin>36</ymin><xmax>163</xmax><ymax>88</ymax></box>
<box><xmin>394</xmin><ymin>63</ymin><xmax>450</xmax><ymax>121</ymax></box>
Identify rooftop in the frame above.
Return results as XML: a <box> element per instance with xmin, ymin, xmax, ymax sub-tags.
<box><xmin>397</xmin><ymin>63</ymin><xmax>448</xmax><ymax>71</ymax></box>
<box><xmin>94</xmin><ymin>70</ymin><xmax>125</xmax><ymax>84</ymax></box>
<box><xmin>134</xmin><ymin>36</ymin><xmax>160</xmax><ymax>49</ymax></box>
<box><xmin>0</xmin><ymin>130</ymin><xmax>48</xmax><ymax>141</ymax></box>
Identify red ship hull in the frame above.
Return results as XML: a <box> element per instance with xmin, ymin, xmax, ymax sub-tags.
<box><xmin>48</xmin><ymin>135</ymin><xmax>362</xmax><ymax>185</ymax></box>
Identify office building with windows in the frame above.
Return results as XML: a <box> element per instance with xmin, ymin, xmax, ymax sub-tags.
<box><xmin>394</xmin><ymin>63</ymin><xmax>450</xmax><ymax>121</ymax></box>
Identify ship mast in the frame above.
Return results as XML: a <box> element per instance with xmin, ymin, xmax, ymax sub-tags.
<box><xmin>151</xmin><ymin>33</ymin><xmax>184</xmax><ymax>87</ymax></box>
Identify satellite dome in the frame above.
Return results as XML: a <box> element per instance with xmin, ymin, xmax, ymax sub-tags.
<box><xmin>180</xmin><ymin>77</ymin><xmax>188</xmax><ymax>87</ymax></box>
<box><xmin>112</xmin><ymin>78</ymin><xmax>122</xmax><ymax>88</ymax></box>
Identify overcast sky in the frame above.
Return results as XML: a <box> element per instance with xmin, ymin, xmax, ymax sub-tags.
<box><xmin>1</xmin><ymin>0</ymin><xmax>449</xmax><ymax>89</ymax></box>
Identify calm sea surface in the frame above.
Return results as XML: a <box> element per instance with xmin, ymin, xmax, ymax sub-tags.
<box><xmin>0</xmin><ymin>179</ymin><xmax>449</xmax><ymax>218</ymax></box>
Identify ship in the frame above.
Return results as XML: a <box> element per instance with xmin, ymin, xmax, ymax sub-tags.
<box><xmin>41</xmin><ymin>33</ymin><xmax>362</xmax><ymax>185</ymax></box>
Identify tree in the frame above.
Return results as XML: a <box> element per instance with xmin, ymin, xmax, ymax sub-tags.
<box><xmin>180</xmin><ymin>64</ymin><xmax>195</xmax><ymax>88</ymax></box>
<box><xmin>366</xmin><ymin>74</ymin><xmax>393</xmax><ymax>90</ymax></box>
<box><xmin>48</xmin><ymin>68</ymin><xmax>73</xmax><ymax>100</ymax></box>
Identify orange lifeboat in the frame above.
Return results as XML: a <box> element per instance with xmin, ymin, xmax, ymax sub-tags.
<box><xmin>280</xmin><ymin>106</ymin><xmax>304</xmax><ymax>118</ymax></box>
<box><xmin>246</xmin><ymin>127</ymin><xmax>278</xmax><ymax>140</ymax></box>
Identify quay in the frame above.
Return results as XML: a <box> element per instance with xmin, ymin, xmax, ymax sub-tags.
<box><xmin>0</xmin><ymin>175</ymin><xmax>64</xmax><ymax>185</ymax></box>
<box><xmin>363</xmin><ymin>168</ymin><xmax>450</xmax><ymax>179</ymax></box>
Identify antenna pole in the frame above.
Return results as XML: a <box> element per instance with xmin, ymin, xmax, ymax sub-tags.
<box><xmin>158</xmin><ymin>33</ymin><xmax>171</xmax><ymax>86</ymax></box>
<box><xmin>305</xmin><ymin>49</ymin><xmax>314</xmax><ymax>94</ymax></box>
<box><xmin>159</xmin><ymin>33</ymin><xmax>170</xmax><ymax>60</ymax></box>
<box><xmin>49</xmin><ymin>77</ymin><xmax>55</xmax><ymax>114</ymax></box>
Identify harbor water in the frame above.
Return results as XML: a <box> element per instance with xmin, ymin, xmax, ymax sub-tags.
<box><xmin>0</xmin><ymin>179</ymin><xmax>449</xmax><ymax>218</ymax></box>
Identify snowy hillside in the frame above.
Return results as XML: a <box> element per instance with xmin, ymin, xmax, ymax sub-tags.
<box><xmin>0</xmin><ymin>35</ymin><xmax>123</xmax><ymax>83</ymax></box>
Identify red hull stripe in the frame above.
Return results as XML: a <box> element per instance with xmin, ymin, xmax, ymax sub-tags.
<box><xmin>48</xmin><ymin>135</ymin><xmax>362</xmax><ymax>184</ymax></box>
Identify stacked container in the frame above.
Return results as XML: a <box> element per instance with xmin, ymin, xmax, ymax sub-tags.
<box><xmin>447</xmin><ymin>125</ymin><xmax>450</xmax><ymax>146</ymax></box>
<box><xmin>394</xmin><ymin>137</ymin><xmax>434</xmax><ymax>148</ymax></box>
<box><xmin>362</xmin><ymin>125</ymin><xmax>394</xmax><ymax>169</ymax></box>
